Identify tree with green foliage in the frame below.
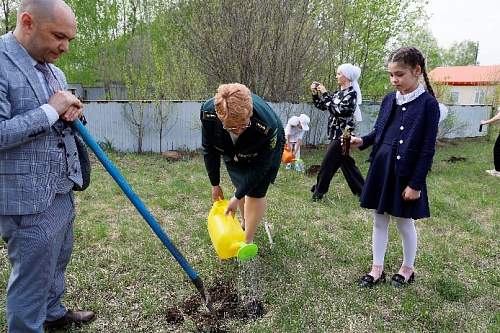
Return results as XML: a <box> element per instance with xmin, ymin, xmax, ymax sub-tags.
<box><xmin>1</xmin><ymin>0</ymin><xmax>16</xmax><ymax>34</ymax></box>
<box><xmin>172</xmin><ymin>0</ymin><xmax>321</xmax><ymax>102</ymax></box>
<box><xmin>56</xmin><ymin>0</ymin><xmax>121</xmax><ymax>86</ymax></box>
<box><xmin>150</xmin><ymin>3</ymin><xmax>211</xmax><ymax>100</ymax></box>
<box><xmin>313</xmin><ymin>0</ymin><xmax>427</xmax><ymax>101</ymax></box>
<box><xmin>442</xmin><ymin>40</ymin><xmax>479</xmax><ymax>66</ymax></box>
<box><xmin>48</xmin><ymin>0</ymin><xmax>479</xmax><ymax>105</ymax></box>
<box><xmin>399</xmin><ymin>23</ymin><xmax>443</xmax><ymax>71</ymax></box>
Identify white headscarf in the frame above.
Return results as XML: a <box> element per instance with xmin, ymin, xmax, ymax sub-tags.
<box><xmin>338</xmin><ymin>63</ymin><xmax>363</xmax><ymax>121</ymax></box>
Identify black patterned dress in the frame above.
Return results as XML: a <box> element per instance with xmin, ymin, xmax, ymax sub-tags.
<box><xmin>311</xmin><ymin>87</ymin><xmax>364</xmax><ymax>197</ymax></box>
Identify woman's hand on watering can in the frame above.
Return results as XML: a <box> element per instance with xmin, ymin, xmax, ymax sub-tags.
<box><xmin>211</xmin><ymin>185</ymin><xmax>224</xmax><ymax>201</ymax></box>
<box><xmin>224</xmin><ymin>196</ymin><xmax>239</xmax><ymax>218</ymax></box>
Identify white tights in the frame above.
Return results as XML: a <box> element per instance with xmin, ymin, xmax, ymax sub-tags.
<box><xmin>372</xmin><ymin>212</ymin><xmax>417</xmax><ymax>269</ymax></box>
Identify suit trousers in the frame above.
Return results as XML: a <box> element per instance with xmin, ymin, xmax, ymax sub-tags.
<box><xmin>312</xmin><ymin>139</ymin><xmax>364</xmax><ymax>196</ymax></box>
<box><xmin>0</xmin><ymin>192</ymin><xmax>75</xmax><ymax>333</ymax></box>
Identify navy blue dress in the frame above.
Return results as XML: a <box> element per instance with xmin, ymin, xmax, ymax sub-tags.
<box><xmin>360</xmin><ymin>104</ymin><xmax>430</xmax><ymax>219</ymax></box>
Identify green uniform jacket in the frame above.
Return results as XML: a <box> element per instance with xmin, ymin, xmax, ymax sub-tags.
<box><xmin>201</xmin><ymin>94</ymin><xmax>284</xmax><ymax>199</ymax></box>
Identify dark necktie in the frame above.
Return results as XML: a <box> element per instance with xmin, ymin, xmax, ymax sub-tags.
<box><xmin>35</xmin><ymin>62</ymin><xmax>83</xmax><ymax>188</ymax></box>
<box><xmin>35</xmin><ymin>62</ymin><xmax>61</xmax><ymax>95</ymax></box>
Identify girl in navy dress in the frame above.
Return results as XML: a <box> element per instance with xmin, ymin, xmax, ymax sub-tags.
<box><xmin>350</xmin><ymin>46</ymin><xmax>440</xmax><ymax>287</ymax></box>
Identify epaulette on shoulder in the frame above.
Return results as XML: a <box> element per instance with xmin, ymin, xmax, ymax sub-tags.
<box><xmin>253</xmin><ymin>118</ymin><xmax>271</xmax><ymax>135</ymax></box>
<box><xmin>202</xmin><ymin>111</ymin><xmax>218</xmax><ymax>121</ymax></box>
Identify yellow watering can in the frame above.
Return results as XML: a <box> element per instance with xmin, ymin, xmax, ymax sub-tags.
<box><xmin>207</xmin><ymin>200</ymin><xmax>258</xmax><ymax>261</ymax></box>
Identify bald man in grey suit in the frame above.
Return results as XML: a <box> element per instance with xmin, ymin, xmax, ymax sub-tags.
<box><xmin>0</xmin><ymin>0</ymin><xmax>95</xmax><ymax>331</ymax></box>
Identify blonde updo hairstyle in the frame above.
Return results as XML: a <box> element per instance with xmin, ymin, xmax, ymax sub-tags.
<box><xmin>215</xmin><ymin>83</ymin><xmax>253</xmax><ymax>124</ymax></box>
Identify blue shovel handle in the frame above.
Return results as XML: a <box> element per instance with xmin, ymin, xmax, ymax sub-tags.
<box><xmin>70</xmin><ymin>119</ymin><xmax>215</xmax><ymax>315</ymax></box>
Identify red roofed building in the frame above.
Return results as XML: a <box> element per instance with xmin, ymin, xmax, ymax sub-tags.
<box><xmin>429</xmin><ymin>65</ymin><xmax>500</xmax><ymax>105</ymax></box>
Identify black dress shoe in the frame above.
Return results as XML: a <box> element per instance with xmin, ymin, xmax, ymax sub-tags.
<box><xmin>44</xmin><ymin>309</ymin><xmax>96</xmax><ymax>330</ymax></box>
<box><xmin>358</xmin><ymin>271</ymin><xmax>386</xmax><ymax>288</ymax></box>
<box><xmin>391</xmin><ymin>272</ymin><xmax>415</xmax><ymax>287</ymax></box>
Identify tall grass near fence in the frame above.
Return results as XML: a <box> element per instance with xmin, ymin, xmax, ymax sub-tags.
<box><xmin>0</xmin><ymin>137</ymin><xmax>498</xmax><ymax>332</ymax></box>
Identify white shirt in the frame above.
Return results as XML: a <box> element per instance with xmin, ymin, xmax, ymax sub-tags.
<box><xmin>285</xmin><ymin>117</ymin><xmax>306</xmax><ymax>143</ymax></box>
<box><xmin>28</xmin><ymin>54</ymin><xmax>58</xmax><ymax>125</ymax></box>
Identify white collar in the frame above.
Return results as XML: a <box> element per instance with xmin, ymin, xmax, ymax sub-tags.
<box><xmin>396</xmin><ymin>83</ymin><xmax>425</xmax><ymax>105</ymax></box>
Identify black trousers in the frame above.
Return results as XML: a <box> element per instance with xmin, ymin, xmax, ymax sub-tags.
<box><xmin>494</xmin><ymin>132</ymin><xmax>500</xmax><ymax>171</ymax></box>
<box><xmin>312</xmin><ymin>139</ymin><xmax>364</xmax><ymax>196</ymax></box>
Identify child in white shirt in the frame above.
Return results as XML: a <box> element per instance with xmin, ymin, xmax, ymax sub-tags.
<box><xmin>284</xmin><ymin>114</ymin><xmax>310</xmax><ymax>171</ymax></box>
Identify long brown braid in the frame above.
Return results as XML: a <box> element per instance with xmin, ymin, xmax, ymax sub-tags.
<box><xmin>387</xmin><ymin>46</ymin><xmax>435</xmax><ymax>98</ymax></box>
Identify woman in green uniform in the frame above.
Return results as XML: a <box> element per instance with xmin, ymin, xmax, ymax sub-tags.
<box><xmin>201</xmin><ymin>83</ymin><xmax>284</xmax><ymax>245</ymax></box>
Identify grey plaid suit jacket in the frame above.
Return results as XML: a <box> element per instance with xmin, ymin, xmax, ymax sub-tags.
<box><xmin>0</xmin><ymin>32</ymin><xmax>86</xmax><ymax>215</ymax></box>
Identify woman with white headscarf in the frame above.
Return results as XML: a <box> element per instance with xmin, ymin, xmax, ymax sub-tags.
<box><xmin>310</xmin><ymin>63</ymin><xmax>365</xmax><ymax>201</ymax></box>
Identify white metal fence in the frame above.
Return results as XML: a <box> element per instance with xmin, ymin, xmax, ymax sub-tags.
<box><xmin>81</xmin><ymin>100</ymin><xmax>493</xmax><ymax>153</ymax></box>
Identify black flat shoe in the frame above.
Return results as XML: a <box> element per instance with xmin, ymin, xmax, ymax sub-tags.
<box><xmin>391</xmin><ymin>272</ymin><xmax>415</xmax><ymax>287</ymax></box>
<box><xmin>311</xmin><ymin>194</ymin><xmax>323</xmax><ymax>202</ymax></box>
<box><xmin>358</xmin><ymin>271</ymin><xmax>386</xmax><ymax>288</ymax></box>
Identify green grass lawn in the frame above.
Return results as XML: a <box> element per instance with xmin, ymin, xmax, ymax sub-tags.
<box><xmin>0</xmin><ymin>136</ymin><xmax>498</xmax><ymax>332</ymax></box>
